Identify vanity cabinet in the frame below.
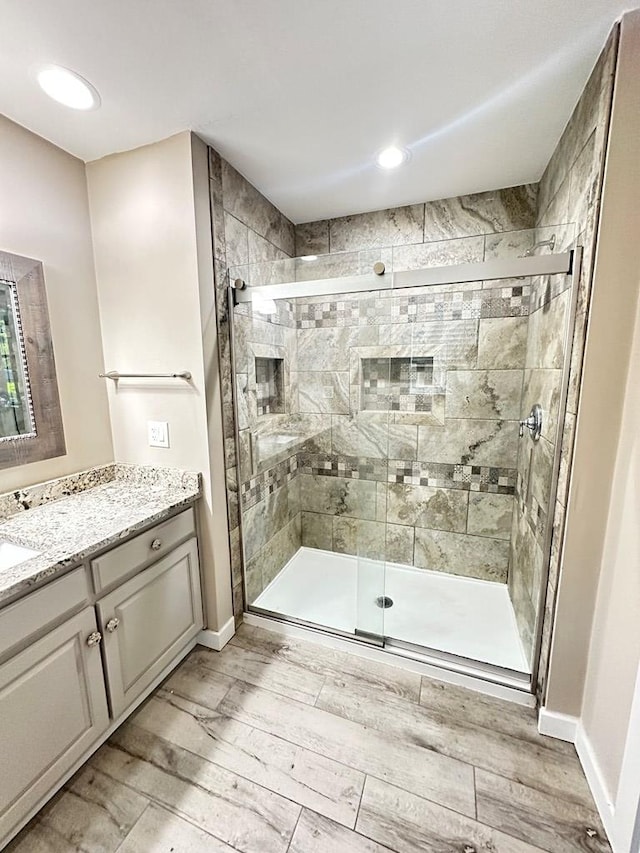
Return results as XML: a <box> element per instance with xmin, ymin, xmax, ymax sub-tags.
<box><xmin>0</xmin><ymin>607</ymin><xmax>109</xmax><ymax>842</ymax></box>
<box><xmin>97</xmin><ymin>538</ymin><xmax>202</xmax><ymax>717</ymax></box>
<box><xmin>0</xmin><ymin>505</ymin><xmax>203</xmax><ymax>849</ymax></box>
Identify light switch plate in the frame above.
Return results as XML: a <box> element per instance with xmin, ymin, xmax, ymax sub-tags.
<box><xmin>148</xmin><ymin>421</ymin><xmax>169</xmax><ymax>448</ymax></box>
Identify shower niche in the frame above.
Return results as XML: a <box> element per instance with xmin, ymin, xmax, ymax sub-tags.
<box><xmin>255</xmin><ymin>356</ymin><xmax>284</xmax><ymax>416</ymax></box>
<box><xmin>351</xmin><ymin>346</ymin><xmax>445</xmax><ymax>424</ymax></box>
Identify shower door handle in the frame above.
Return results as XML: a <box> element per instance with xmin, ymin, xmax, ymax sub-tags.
<box><xmin>519</xmin><ymin>404</ymin><xmax>543</xmax><ymax>440</ymax></box>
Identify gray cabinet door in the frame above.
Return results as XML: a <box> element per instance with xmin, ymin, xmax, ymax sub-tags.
<box><xmin>97</xmin><ymin>538</ymin><xmax>203</xmax><ymax>718</ymax></box>
<box><xmin>0</xmin><ymin>607</ymin><xmax>109</xmax><ymax>843</ymax></box>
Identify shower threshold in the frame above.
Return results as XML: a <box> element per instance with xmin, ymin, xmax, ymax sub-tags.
<box><xmin>253</xmin><ymin>547</ymin><xmax>530</xmax><ymax>674</ymax></box>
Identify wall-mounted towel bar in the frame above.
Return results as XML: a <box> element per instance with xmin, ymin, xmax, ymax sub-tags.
<box><xmin>99</xmin><ymin>371</ymin><xmax>192</xmax><ymax>381</ymax></box>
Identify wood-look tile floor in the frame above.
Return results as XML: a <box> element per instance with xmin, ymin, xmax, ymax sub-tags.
<box><xmin>7</xmin><ymin>624</ymin><xmax>611</xmax><ymax>853</ymax></box>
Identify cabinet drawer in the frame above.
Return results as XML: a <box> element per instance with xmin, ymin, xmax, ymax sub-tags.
<box><xmin>91</xmin><ymin>507</ymin><xmax>195</xmax><ymax>593</ymax></box>
<box><xmin>97</xmin><ymin>538</ymin><xmax>203</xmax><ymax>718</ymax></box>
<box><xmin>0</xmin><ymin>568</ymin><xmax>89</xmax><ymax>660</ymax></box>
<box><xmin>0</xmin><ymin>607</ymin><xmax>109</xmax><ymax>844</ymax></box>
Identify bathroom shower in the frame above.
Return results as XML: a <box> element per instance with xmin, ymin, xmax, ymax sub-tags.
<box><xmin>228</xmin><ymin>242</ymin><xmax>581</xmax><ymax>689</ymax></box>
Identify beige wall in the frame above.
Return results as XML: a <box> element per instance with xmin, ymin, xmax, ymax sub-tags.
<box><xmin>0</xmin><ymin>115</ymin><xmax>113</xmax><ymax>491</ymax></box>
<box><xmin>86</xmin><ymin>131</ymin><xmax>233</xmax><ymax>633</ymax></box>
<box><xmin>582</xmin><ymin>292</ymin><xmax>640</xmax><ymax>798</ymax></box>
<box><xmin>545</xmin><ymin>10</ymin><xmax>640</xmax><ymax>794</ymax></box>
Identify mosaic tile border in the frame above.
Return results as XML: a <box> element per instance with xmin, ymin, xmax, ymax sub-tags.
<box><xmin>295</xmin><ymin>285</ymin><xmax>530</xmax><ymax>329</ymax></box>
<box><xmin>297</xmin><ymin>452</ymin><xmax>388</xmax><ymax>483</ymax></box>
<box><xmin>388</xmin><ymin>460</ymin><xmax>516</xmax><ymax>494</ymax></box>
<box><xmin>241</xmin><ymin>455</ymin><xmax>298</xmax><ymax>511</ymax></box>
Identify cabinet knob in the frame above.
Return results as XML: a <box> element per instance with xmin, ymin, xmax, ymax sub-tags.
<box><xmin>86</xmin><ymin>631</ymin><xmax>102</xmax><ymax>647</ymax></box>
<box><xmin>151</xmin><ymin>538</ymin><xmax>162</xmax><ymax>551</ymax></box>
<box><xmin>106</xmin><ymin>617</ymin><xmax>120</xmax><ymax>633</ymax></box>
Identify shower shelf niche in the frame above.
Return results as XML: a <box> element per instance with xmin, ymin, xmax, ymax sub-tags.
<box><xmin>361</xmin><ymin>356</ymin><xmax>434</xmax><ymax>413</ymax></box>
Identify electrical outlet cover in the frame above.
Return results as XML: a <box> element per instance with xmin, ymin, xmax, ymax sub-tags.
<box><xmin>148</xmin><ymin>420</ymin><xmax>169</xmax><ymax>448</ymax></box>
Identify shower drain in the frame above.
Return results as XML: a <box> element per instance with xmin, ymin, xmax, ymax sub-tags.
<box><xmin>375</xmin><ymin>595</ymin><xmax>394</xmax><ymax>609</ymax></box>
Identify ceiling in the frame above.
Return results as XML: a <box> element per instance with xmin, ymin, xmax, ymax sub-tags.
<box><xmin>0</xmin><ymin>0</ymin><xmax>637</xmax><ymax>223</ymax></box>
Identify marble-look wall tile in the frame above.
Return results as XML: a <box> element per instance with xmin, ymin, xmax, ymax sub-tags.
<box><xmin>445</xmin><ymin>370</ymin><xmax>523</xmax><ymax>420</ymax></box>
<box><xmin>293</xmin><ymin>247</ymin><xmax>394</xmax><ymax>283</ymax></box>
<box><xmin>332</xmin><ymin>415</ymin><xmax>418</xmax><ymax>460</ymax></box>
<box><xmin>301</xmin><ymin>511</ymin><xmax>333</xmax><ymax>550</ymax></box>
<box><xmin>414</xmin><ymin>527</ymin><xmax>510</xmax><ymax>582</ymax></box>
<box><xmin>333</xmin><ymin>517</ymin><xmax>386</xmax><ymax>560</ymax></box>
<box><xmin>224</xmin><ymin>212</ymin><xmax>250</xmax><ymax>267</ymax></box>
<box><xmin>477</xmin><ymin>317</ymin><xmax>528</xmax><ymax>369</ymax></box>
<box><xmin>385</xmin><ymin>523</ymin><xmax>414</xmax><ymax>564</ymax></box>
<box><xmin>248</xmin><ymin>229</ymin><xmax>290</xmax><ymax>264</ymax></box>
<box><xmin>567</xmin><ymin>132</ymin><xmax>598</xmax><ymax>232</ymax></box>
<box><xmin>527</xmin><ymin>436</ymin><xmax>555</xmax><ymax>512</ymax></box>
<box><xmin>467</xmin><ymin>493</ymin><xmax>514</xmax><ymax>540</ymax></box>
<box><xmin>246</xmin><ymin>513</ymin><xmax>302</xmax><ymax>597</ymax></box>
<box><xmin>329</xmin><ymin>204</ymin><xmax>425</xmax><ymax>252</ymax></box>
<box><xmin>386</xmin><ymin>483</ymin><xmax>468</xmax><ymax>533</ymax></box>
<box><xmin>522</xmin><ymin>368</ymin><xmax>562</xmax><ymax>441</ymax></box>
<box><xmin>378</xmin><ymin>319</ymin><xmax>478</xmax><ymax>369</ymax></box>
<box><xmin>417</xmin><ymin>419</ymin><xmax>519</xmax><ymax>468</ymax></box>
<box><xmin>298</xmin><ymin>327</ymin><xmax>379</xmax><ymax>371</ymax></box>
<box><xmin>423</xmin><ymin>185</ymin><xmax>537</xmax><ymax>241</ymax></box>
<box><xmin>299</xmin><ymin>473</ymin><xmax>377</xmax><ymax>520</ymax></box>
<box><xmin>392</xmin><ymin>236</ymin><xmax>484</xmax><ymax>270</ymax></box>
<box><xmin>242</xmin><ymin>479</ymin><xmax>298</xmax><ymax>561</ymax></box>
<box><xmin>538</xmin><ymin>174</ymin><xmax>571</xmax><ymax>229</ymax></box>
<box><xmin>221</xmin><ymin>160</ymin><xmax>295</xmax><ymax>255</ymax></box>
<box><xmin>295</xmin><ymin>221</ymin><xmax>330</xmax><ymax>256</ymax></box>
<box><xmin>526</xmin><ymin>291</ymin><xmax>570</xmax><ymax>369</ymax></box>
<box><xmin>484</xmin><ymin>228</ymin><xmax>536</xmax><ymax>259</ymax></box>
<box><xmin>298</xmin><ymin>371</ymin><xmax>350</xmax><ymax>414</ymax></box>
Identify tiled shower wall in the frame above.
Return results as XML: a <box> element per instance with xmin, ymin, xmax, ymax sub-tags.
<box><xmin>208</xmin><ymin>151</ymin><xmax>295</xmax><ymax>622</ymax></box>
<box><xmin>533</xmin><ymin>28</ymin><xmax>618</xmax><ymax>694</ymax></box>
<box><xmin>294</xmin><ymin>282</ymin><xmax>528</xmax><ymax>582</ymax></box>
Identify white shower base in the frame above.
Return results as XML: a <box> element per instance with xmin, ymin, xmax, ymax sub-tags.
<box><xmin>253</xmin><ymin>547</ymin><xmax>530</xmax><ymax>673</ymax></box>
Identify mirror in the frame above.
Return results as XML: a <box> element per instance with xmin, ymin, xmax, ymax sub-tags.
<box><xmin>0</xmin><ymin>280</ymin><xmax>35</xmax><ymax>439</ymax></box>
<box><xmin>0</xmin><ymin>250</ymin><xmax>65</xmax><ymax>470</ymax></box>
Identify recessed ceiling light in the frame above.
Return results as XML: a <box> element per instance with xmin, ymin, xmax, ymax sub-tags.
<box><xmin>36</xmin><ymin>65</ymin><xmax>100</xmax><ymax>110</ymax></box>
<box><xmin>300</xmin><ymin>255</ymin><xmax>318</xmax><ymax>261</ymax></box>
<box><xmin>376</xmin><ymin>146</ymin><xmax>409</xmax><ymax>169</ymax></box>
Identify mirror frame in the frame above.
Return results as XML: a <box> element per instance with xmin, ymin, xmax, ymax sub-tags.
<box><xmin>0</xmin><ymin>250</ymin><xmax>65</xmax><ymax>470</ymax></box>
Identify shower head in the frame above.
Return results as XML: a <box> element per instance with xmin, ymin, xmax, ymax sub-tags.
<box><xmin>523</xmin><ymin>234</ymin><xmax>556</xmax><ymax>257</ymax></box>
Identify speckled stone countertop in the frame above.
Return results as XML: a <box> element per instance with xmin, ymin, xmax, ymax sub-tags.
<box><xmin>0</xmin><ymin>464</ymin><xmax>201</xmax><ymax>606</ymax></box>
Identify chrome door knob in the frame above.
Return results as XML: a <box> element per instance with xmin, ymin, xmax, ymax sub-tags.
<box><xmin>106</xmin><ymin>618</ymin><xmax>120</xmax><ymax>633</ymax></box>
<box><xmin>151</xmin><ymin>538</ymin><xmax>162</xmax><ymax>551</ymax></box>
<box><xmin>86</xmin><ymin>631</ymin><xmax>102</xmax><ymax>647</ymax></box>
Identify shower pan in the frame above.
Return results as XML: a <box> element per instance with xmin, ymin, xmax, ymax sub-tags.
<box><xmin>228</xmin><ymin>244</ymin><xmax>581</xmax><ymax>692</ymax></box>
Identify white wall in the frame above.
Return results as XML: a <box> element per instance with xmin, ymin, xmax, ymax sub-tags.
<box><xmin>0</xmin><ymin>114</ymin><xmax>113</xmax><ymax>491</ymax></box>
<box><xmin>581</xmin><ymin>288</ymin><xmax>640</xmax><ymax>796</ymax></box>
<box><xmin>86</xmin><ymin>131</ymin><xmax>233</xmax><ymax>633</ymax></box>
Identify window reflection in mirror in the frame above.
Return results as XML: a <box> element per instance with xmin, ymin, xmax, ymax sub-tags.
<box><xmin>0</xmin><ymin>280</ymin><xmax>35</xmax><ymax>440</ymax></box>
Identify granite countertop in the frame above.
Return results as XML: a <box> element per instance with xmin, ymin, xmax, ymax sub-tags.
<box><xmin>0</xmin><ymin>464</ymin><xmax>201</xmax><ymax>607</ymax></box>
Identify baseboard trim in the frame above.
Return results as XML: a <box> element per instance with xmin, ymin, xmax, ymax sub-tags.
<box><xmin>538</xmin><ymin>707</ymin><xmax>578</xmax><ymax>742</ymax></box>
<box><xmin>575</xmin><ymin>723</ymin><xmax>616</xmax><ymax>845</ymax></box>
<box><xmin>197</xmin><ymin>617</ymin><xmax>235</xmax><ymax>651</ymax></box>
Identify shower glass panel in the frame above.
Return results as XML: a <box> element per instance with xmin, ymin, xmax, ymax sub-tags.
<box><xmin>230</xmin><ymin>245</ymin><xmax>579</xmax><ymax>685</ymax></box>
